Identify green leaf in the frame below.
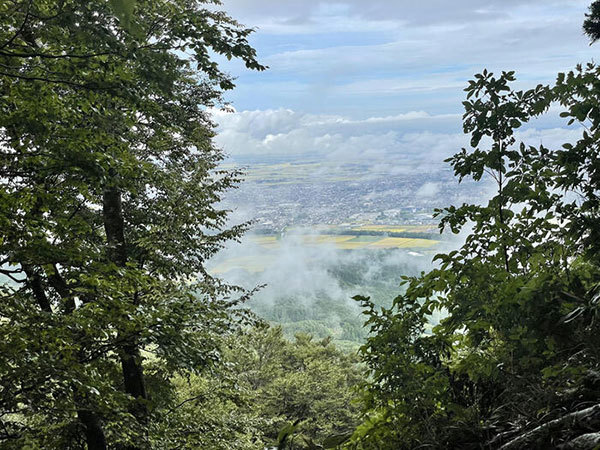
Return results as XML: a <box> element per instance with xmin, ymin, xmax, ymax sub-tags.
<box><xmin>109</xmin><ymin>0</ymin><xmax>136</xmax><ymax>29</ymax></box>
<box><xmin>323</xmin><ymin>433</ymin><xmax>352</xmax><ymax>448</ymax></box>
<box><xmin>277</xmin><ymin>422</ymin><xmax>298</xmax><ymax>448</ymax></box>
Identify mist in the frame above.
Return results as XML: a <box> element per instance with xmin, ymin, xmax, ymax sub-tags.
<box><xmin>207</xmin><ymin>227</ymin><xmax>461</xmax><ymax>344</ymax></box>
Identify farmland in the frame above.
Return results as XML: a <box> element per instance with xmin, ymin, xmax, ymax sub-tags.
<box><xmin>209</xmin><ymin>227</ymin><xmax>441</xmax><ymax>275</ymax></box>
<box><xmin>350</xmin><ymin>224</ymin><xmax>437</xmax><ymax>233</ymax></box>
<box><xmin>207</xmin><ymin>228</ymin><xmax>442</xmax><ymax>349</ymax></box>
<box><xmin>250</xmin><ymin>234</ymin><xmax>439</xmax><ymax>250</ymax></box>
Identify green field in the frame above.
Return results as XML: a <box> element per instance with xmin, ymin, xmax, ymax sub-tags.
<box><xmin>222</xmin><ymin>161</ymin><xmax>406</xmax><ymax>185</ymax></box>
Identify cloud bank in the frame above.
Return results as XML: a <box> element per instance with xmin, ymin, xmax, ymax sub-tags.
<box><xmin>213</xmin><ymin>108</ymin><xmax>585</xmax><ymax>166</ymax></box>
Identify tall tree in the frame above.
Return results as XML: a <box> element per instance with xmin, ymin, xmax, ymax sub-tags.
<box><xmin>352</xmin><ymin>66</ymin><xmax>600</xmax><ymax>449</ymax></box>
<box><xmin>0</xmin><ymin>0</ymin><xmax>264</xmax><ymax>448</ymax></box>
<box><xmin>353</xmin><ymin>6</ymin><xmax>600</xmax><ymax>447</ymax></box>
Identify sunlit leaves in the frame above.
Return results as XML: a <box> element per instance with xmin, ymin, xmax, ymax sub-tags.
<box><xmin>109</xmin><ymin>0</ymin><xmax>136</xmax><ymax>29</ymax></box>
<box><xmin>0</xmin><ymin>0</ymin><xmax>264</xmax><ymax>447</ymax></box>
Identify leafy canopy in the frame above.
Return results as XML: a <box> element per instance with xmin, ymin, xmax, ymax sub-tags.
<box><xmin>352</xmin><ymin>64</ymin><xmax>600</xmax><ymax>450</ymax></box>
<box><xmin>0</xmin><ymin>0</ymin><xmax>264</xmax><ymax>448</ymax></box>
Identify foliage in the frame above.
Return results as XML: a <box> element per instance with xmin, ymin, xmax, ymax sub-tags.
<box><xmin>584</xmin><ymin>0</ymin><xmax>600</xmax><ymax>43</ymax></box>
<box><xmin>149</xmin><ymin>324</ymin><xmax>363</xmax><ymax>449</ymax></box>
<box><xmin>351</xmin><ymin>64</ymin><xmax>600</xmax><ymax>449</ymax></box>
<box><xmin>227</xmin><ymin>325</ymin><xmax>364</xmax><ymax>449</ymax></box>
<box><xmin>0</xmin><ymin>0</ymin><xmax>264</xmax><ymax>448</ymax></box>
<box><xmin>149</xmin><ymin>358</ymin><xmax>267</xmax><ymax>449</ymax></box>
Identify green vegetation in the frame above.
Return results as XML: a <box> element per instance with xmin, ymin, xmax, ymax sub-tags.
<box><xmin>351</xmin><ymin>54</ymin><xmax>600</xmax><ymax>450</ymax></box>
<box><xmin>0</xmin><ymin>0</ymin><xmax>264</xmax><ymax>448</ymax></box>
<box><xmin>152</xmin><ymin>325</ymin><xmax>363</xmax><ymax>449</ymax></box>
<box><xmin>222</xmin><ymin>248</ymin><xmax>426</xmax><ymax>350</ymax></box>
<box><xmin>3</xmin><ymin>1</ymin><xmax>600</xmax><ymax>449</ymax></box>
<box><xmin>209</xmin><ymin>233</ymin><xmax>436</xmax><ymax>350</ymax></box>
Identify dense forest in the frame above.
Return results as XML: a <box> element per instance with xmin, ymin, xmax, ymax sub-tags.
<box><xmin>2</xmin><ymin>0</ymin><xmax>600</xmax><ymax>449</ymax></box>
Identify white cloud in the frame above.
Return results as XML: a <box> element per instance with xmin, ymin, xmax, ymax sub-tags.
<box><xmin>213</xmin><ymin>108</ymin><xmax>585</xmax><ymax>166</ymax></box>
<box><xmin>222</xmin><ymin>0</ymin><xmax>586</xmax><ymax>31</ymax></box>
<box><xmin>213</xmin><ymin>108</ymin><xmax>462</xmax><ymax>161</ymax></box>
<box><xmin>215</xmin><ymin>0</ymin><xmax>596</xmax><ymax>119</ymax></box>
<box><xmin>416</xmin><ymin>182</ymin><xmax>441</xmax><ymax>199</ymax></box>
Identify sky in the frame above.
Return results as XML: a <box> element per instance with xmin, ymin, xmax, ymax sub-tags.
<box><xmin>207</xmin><ymin>1</ymin><xmax>598</xmax><ymax>305</ymax></box>
<box><xmin>211</xmin><ymin>0</ymin><xmax>597</xmax><ymax>163</ymax></box>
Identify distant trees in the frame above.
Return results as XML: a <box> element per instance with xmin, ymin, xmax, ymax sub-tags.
<box><xmin>351</xmin><ymin>23</ymin><xmax>600</xmax><ymax>450</ymax></box>
<box><xmin>161</xmin><ymin>325</ymin><xmax>364</xmax><ymax>449</ymax></box>
<box><xmin>0</xmin><ymin>0</ymin><xmax>264</xmax><ymax>447</ymax></box>
<box><xmin>230</xmin><ymin>326</ymin><xmax>363</xmax><ymax>449</ymax></box>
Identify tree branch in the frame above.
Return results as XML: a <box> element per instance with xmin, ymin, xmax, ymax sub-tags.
<box><xmin>0</xmin><ymin>70</ymin><xmax>104</xmax><ymax>89</ymax></box>
<box><xmin>21</xmin><ymin>264</ymin><xmax>52</xmax><ymax>313</ymax></box>
<box><xmin>499</xmin><ymin>404</ymin><xmax>600</xmax><ymax>450</ymax></box>
<box><xmin>561</xmin><ymin>431</ymin><xmax>600</xmax><ymax>449</ymax></box>
<box><xmin>0</xmin><ymin>0</ymin><xmax>33</xmax><ymax>51</ymax></box>
<box><xmin>0</xmin><ymin>268</ymin><xmax>26</xmax><ymax>284</ymax></box>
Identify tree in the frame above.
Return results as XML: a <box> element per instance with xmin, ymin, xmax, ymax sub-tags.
<box><xmin>351</xmin><ymin>65</ymin><xmax>600</xmax><ymax>449</ymax></box>
<box><xmin>584</xmin><ymin>0</ymin><xmax>600</xmax><ymax>43</ymax></box>
<box><xmin>149</xmin><ymin>325</ymin><xmax>364</xmax><ymax>449</ymax></box>
<box><xmin>351</xmin><ymin>7</ymin><xmax>600</xmax><ymax>448</ymax></box>
<box><xmin>0</xmin><ymin>0</ymin><xmax>264</xmax><ymax>447</ymax></box>
<box><xmin>226</xmin><ymin>326</ymin><xmax>363</xmax><ymax>449</ymax></box>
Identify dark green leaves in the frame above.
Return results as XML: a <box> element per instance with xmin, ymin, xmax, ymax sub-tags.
<box><xmin>277</xmin><ymin>421</ymin><xmax>301</xmax><ymax>449</ymax></box>
<box><xmin>322</xmin><ymin>433</ymin><xmax>353</xmax><ymax>448</ymax></box>
<box><xmin>583</xmin><ymin>1</ymin><xmax>600</xmax><ymax>43</ymax></box>
<box><xmin>109</xmin><ymin>0</ymin><xmax>136</xmax><ymax>29</ymax></box>
<box><xmin>0</xmin><ymin>0</ymin><xmax>264</xmax><ymax>447</ymax></box>
<box><xmin>354</xmin><ymin>61</ymin><xmax>600</xmax><ymax>449</ymax></box>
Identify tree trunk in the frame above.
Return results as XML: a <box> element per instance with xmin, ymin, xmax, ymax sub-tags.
<box><xmin>499</xmin><ymin>404</ymin><xmax>600</xmax><ymax>450</ymax></box>
<box><xmin>78</xmin><ymin>408</ymin><xmax>108</xmax><ymax>450</ymax></box>
<box><xmin>561</xmin><ymin>432</ymin><xmax>600</xmax><ymax>449</ymax></box>
<box><xmin>22</xmin><ymin>265</ymin><xmax>52</xmax><ymax>313</ymax></box>
<box><xmin>103</xmin><ymin>186</ymin><xmax>128</xmax><ymax>268</ymax></box>
<box><xmin>102</xmin><ymin>184</ymin><xmax>149</xmax><ymax>428</ymax></box>
<box><xmin>23</xmin><ymin>264</ymin><xmax>108</xmax><ymax>449</ymax></box>
<box><xmin>496</xmin><ymin>143</ymin><xmax>510</xmax><ymax>273</ymax></box>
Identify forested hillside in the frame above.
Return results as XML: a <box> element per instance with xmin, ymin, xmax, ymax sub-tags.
<box><xmin>214</xmin><ymin>244</ymin><xmax>437</xmax><ymax>350</ymax></box>
<box><xmin>2</xmin><ymin>1</ymin><xmax>600</xmax><ymax>449</ymax></box>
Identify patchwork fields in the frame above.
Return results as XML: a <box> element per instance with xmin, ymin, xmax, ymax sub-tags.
<box><xmin>210</xmin><ymin>229</ymin><xmax>440</xmax><ymax>274</ymax></box>
<box><xmin>259</xmin><ymin>234</ymin><xmax>440</xmax><ymax>249</ymax></box>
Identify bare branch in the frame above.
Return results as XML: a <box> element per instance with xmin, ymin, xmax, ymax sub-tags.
<box><xmin>499</xmin><ymin>404</ymin><xmax>600</xmax><ymax>450</ymax></box>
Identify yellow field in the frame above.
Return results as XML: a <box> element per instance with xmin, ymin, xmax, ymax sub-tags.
<box><xmin>352</xmin><ymin>225</ymin><xmax>406</xmax><ymax>232</ymax></box>
<box><xmin>250</xmin><ymin>236</ymin><xmax>278</xmax><ymax>244</ymax></box>
<box><xmin>246</xmin><ymin>234</ymin><xmax>438</xmax><ymax>250</ymax></box>
<box><xmin>336</xmin><ymin>241</ymin><xmax>375</xmax><ymax>249</ymax></box>
<box><xmin>367</xmin><ymin>237</ymin><xmax>439</xmax><ymax>248</ymax></box>
<box><xmin>302</xmin><ymin>235</ymin><xmax>355</xmax><ymax>245</ymax></box>
<box><xmin>210</xmin><ymin>234</ymin><xmax>440</xmax><ymax>274</ymax></box>
<box><xmin>352</xmin><ymin>225</ymin><xmax>437</xmax><ymax>233</ymax></box>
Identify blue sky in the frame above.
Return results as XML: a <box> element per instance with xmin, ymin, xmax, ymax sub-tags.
<box><xmin>211</xmin><ymin>0</ymin><xmax>597</xmax><ymax>163</ymax></box>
